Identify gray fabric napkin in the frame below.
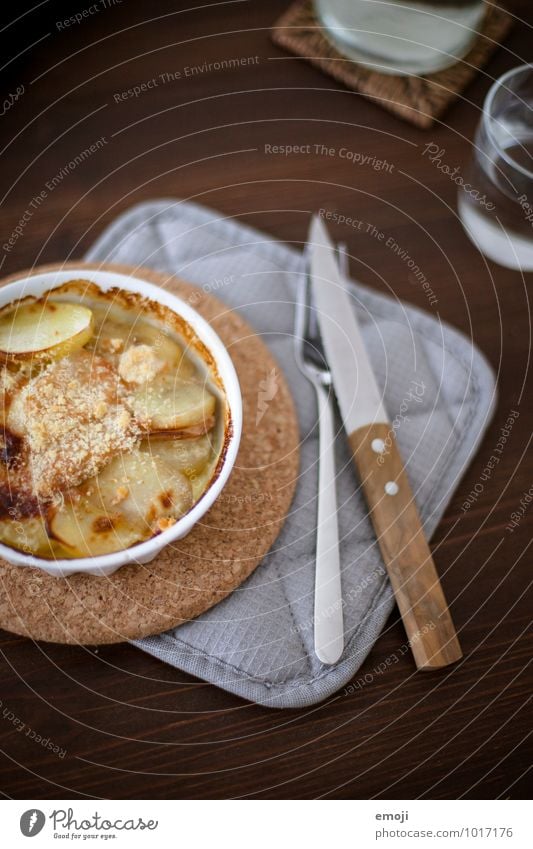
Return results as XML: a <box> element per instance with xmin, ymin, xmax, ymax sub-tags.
<box><xmin>86</xmin><ymin>200</ymin><xmax>497</xmax><ymax>708</ymax></box>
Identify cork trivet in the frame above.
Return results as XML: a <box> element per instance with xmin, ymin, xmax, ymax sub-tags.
<box><xmin>0</xmin><ymin>263</ymin><xmax>300</xmax><ymax>644</ymax></box>
<box><xmin>271</xmin><ymin>0</ymin><xmax>513</xmax><ymax>129</ymax></box>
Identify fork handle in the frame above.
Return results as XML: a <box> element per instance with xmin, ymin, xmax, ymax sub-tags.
<box><xmin>349</xmin><ymin>423</ymin><xmax>462</xmax><ymax>670</ymax></box>
<box><xmin>314</xmin><ymin>382</ymin><xmax>344</xmax><ymax>665</ymax></box>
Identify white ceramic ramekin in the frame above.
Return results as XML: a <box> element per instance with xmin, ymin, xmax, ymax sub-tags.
<box><xmin>0</xmin><ymin>266</ymin><xmax>242</xmax><ymax>577</ymax></box>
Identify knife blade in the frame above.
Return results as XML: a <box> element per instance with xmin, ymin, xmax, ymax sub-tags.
<box><xmin>309</xmin><ymin>214</ymin><xmax>462</xmax><ymax>671</ymax></box>
<box><xmin>309</xmin><ymin>215</ymin><xmax>388</xmax><ymax>433</ymax></box>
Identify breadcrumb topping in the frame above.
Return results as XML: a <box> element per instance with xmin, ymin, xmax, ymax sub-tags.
<box><xmin>100</xmin><ymin>337</ymin><xmax>124</xmax><ymax>354</ymax></box>
<box><xmin>22</xmin><ymin>351</ymin><xmax>139</xmax><ymax>497</ymax></box>
<box><xmin>111</xmin><ymin>485</ymin><xmax>129</xmax><ymax>505</ymax></box>
<box><xmin>0</xmin><ymin>366</ymin><xmax>18</xmax><ymax>396</ymax></box>
<box><xmin>118</xmin><ymin>344</ymin><xmax>166</xmax><ymax>385</ymax></box>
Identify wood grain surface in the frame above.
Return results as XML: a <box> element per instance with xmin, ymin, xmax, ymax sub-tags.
<box><xmin>349</xmin><ymin>424</ymin><xmax>462</xmax><ymax>670</ymax></box>
<box><xmin>0</xmin><ymin>0</ymin><xmax>531</xmax><ymax>800</ymax></box>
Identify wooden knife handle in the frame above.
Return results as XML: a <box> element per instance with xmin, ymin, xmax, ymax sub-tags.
<box><xmin>349</xmin><ymin>423</ymin><xmax>462</xmax><ymax>670</ymax></box>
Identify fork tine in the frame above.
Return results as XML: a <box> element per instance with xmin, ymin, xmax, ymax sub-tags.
<box><xmin>295</xmin><ymin>237</ymin><xmax>333</xmax><ymax>378</ymax></box>
<box><xmin>302</xmin><ymin>241</ymin><xmax>323</xmax><ymax>341</ymax></box>
<box><xmin>308</xmin><ymin>297</ymin><xmax>320</xmax><ymax>341</ymax></box>
<box><xmin>337</xmin><ymin>242</ymin><xmax>349</xmax><ymax>278</ymax></box>
<box><xmin>294</xmin><ymin>246</ymin><xmax>311</xmax><ymax>362</ymax></box>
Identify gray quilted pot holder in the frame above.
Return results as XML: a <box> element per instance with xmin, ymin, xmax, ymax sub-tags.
<box><xmin>86</xmin><ymin>200</ymin><xmax>497</xmax><ymax>708</ymax></box>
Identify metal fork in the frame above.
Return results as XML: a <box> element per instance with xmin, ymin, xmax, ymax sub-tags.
<box><xmin>294</xmin><ymin>243</ymin><xmax>348</xmax><ymax>665</ymax></box>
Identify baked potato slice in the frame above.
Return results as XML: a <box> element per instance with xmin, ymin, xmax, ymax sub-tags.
<box><xmin>133</xmin><ymin>323</ymin><xmax>196</xmax><ymax>378</ymax></box>
<box><xmin>130</xmin><ymin>376</ymin><xmax>216</xmax><ymax>432</ymax></box>
<box><xmin>190</xmin><ymin>466</ymin><xmax>216</xmax><ymax>502</ymax></box>
<box><xmin>90</xmin><ymin>308</ymin><xmax>194</xmax><ymax>378</ymax></box>
<box><xmin>0</xmin><ymin>301</ymin><xmax>93</xmax><ymax>361</ymax></box>
<box><xmin>0</xmin><ymin>515</ymin><xmax>58</xmax><ymax>558</ymax></box>
<box><xmin>49</xmin><ymin>499</ymin><xmax>140</xmax><ymax>557</ymax></box>
<box><xmin>88</xmin><ymin>448</ymin><xmax>193</xmax><ymax>531</ymax></box>
<box><xmin>147</xmin><ymin>419</ymin><xmax>215</xmax><ymax>439</ymax></box>
<box><xmin>140</xmin><ymin>434</ymin><xmax>214</xmax><ymax>477</ymax></box>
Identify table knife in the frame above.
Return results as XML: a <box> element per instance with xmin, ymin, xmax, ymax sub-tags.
<box><xmin>309</xmin><ymin>215</ymin><xmax>462</xmax><ymax>670</ymax></box>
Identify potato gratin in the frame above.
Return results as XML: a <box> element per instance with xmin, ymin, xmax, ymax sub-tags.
<box><xmin>0</xmin><ymin>280</ymin><xmax>225</xmax><ymax>559</ymax></box>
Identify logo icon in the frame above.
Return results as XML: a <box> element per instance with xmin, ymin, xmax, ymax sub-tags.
<box><xmin>20</xmin><ymin>810</ymin><xmax>45</xmax><ymax>837</ymax></box>
<box><xmin>256</xmin><ymin>367</ymin><xmax>279</xmax><ymax>425</ymax></box>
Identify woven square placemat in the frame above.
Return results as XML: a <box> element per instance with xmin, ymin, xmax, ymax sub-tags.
<box><xmin>86</xmin><ymin>200</ymin><xmax>496</xmax><ymax>708</ymax></box>
<box><xmin>271</xmin><ymin>0</ymin><xmax>513</xmax><ymax>128</ymax></box>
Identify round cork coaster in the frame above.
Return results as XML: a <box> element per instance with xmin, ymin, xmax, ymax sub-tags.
<box><xmin>0</xmin><ymin>263</ymin><xmax>300</xmax><ymax>644</ymax></box>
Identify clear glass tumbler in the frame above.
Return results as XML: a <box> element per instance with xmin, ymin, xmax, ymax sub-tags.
<box><xmin>458</xmin><ymin>64</ymin><xmax>533</xmax><ymax>271</ymax></box>
<box><xmin>313</xmin><ymin>0</ymin><xmax>486</xmax><ymax>76</ymax></box>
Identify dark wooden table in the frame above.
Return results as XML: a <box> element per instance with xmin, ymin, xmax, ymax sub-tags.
<box><xmin>0</xmin><ymin>0</ymin><xmax>531</xmax><ymax>800</ymax></box>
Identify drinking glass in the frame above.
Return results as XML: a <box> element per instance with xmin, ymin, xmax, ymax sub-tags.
<box><xmin>313</xmin><ymin>0</ymin><xmax>486</xmax><ymax>76</ymax></box>
<box><xmin>458</xmin><ymin>64</ymin><xmax>533</xmax><ymax>271</ymax></box>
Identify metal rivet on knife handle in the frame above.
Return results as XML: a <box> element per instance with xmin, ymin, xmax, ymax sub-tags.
<box><xmin>348</xmin><ymin>422</ymin><xmax>463</xmax><ymax>671</ymax></box>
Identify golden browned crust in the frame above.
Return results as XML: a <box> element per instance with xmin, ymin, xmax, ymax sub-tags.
<box><xmin>0</xmin><ymin>277</ymin><xmax>226</xmax><ymax>556</ymax></box>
